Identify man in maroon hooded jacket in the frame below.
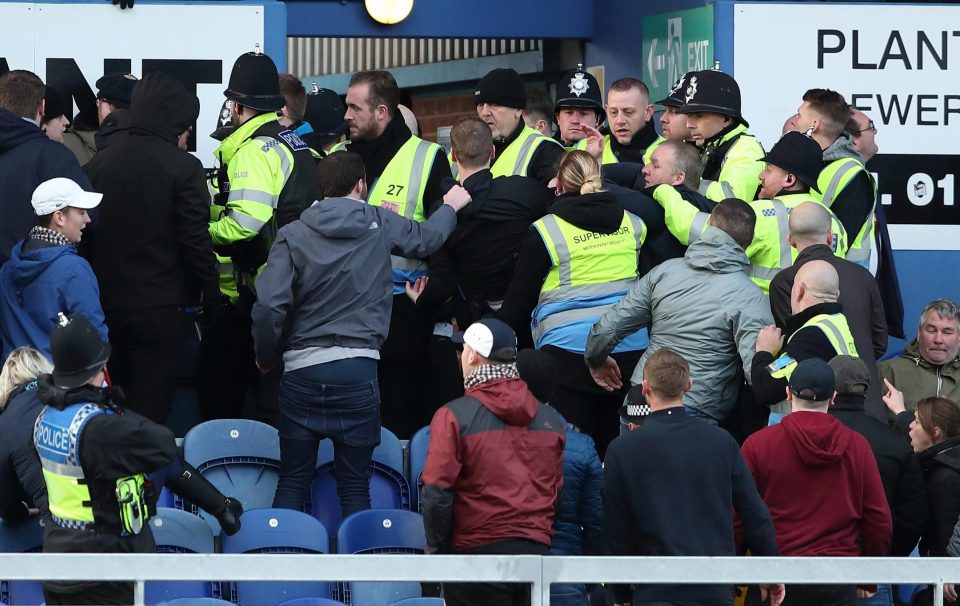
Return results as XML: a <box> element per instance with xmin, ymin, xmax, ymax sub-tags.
<box><xmin>422</xmin><ymin>318</ymin><xmax>565</xmax><ymax>606</ymax></box>
<box><xmin>742</xmin><ymin>358</ymin><xmax>891</xmax><ymax>606</ymax></box>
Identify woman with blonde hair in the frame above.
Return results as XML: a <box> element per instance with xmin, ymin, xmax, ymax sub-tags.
<box><xmin>499</xmin><ymin>150</ymin><xmax>648</xmax><ymax>457</ymax></box>
<box><xmin>0</xmin><ymin>347</ymin><xmax>53</xmax><ymax>521</ymax></box>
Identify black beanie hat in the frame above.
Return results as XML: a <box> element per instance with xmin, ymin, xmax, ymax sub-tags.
<box><xmin>43</xmin><ymin>86</ymin><xmax>71</xmax><ymax>124</ymax></box>
<box><xmin>475</xmin><ymin>68</ymin><xmax>527</xmax><ymax>110</ymax></box>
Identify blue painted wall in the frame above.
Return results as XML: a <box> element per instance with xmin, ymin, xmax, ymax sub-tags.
<box><xmin>285</xmin><ymin>0</ymin><xmax>593</xmax><ymax>39</ymax></box>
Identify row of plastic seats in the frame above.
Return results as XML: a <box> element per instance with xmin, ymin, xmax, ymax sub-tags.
<box><xmin>172</xmin><ymin>420</ymin><xmax>420</xmax><ymax>536</ymax></box>
<box><xmin>1</xmin><ymin>508</ymin><xmax>432</xmax><ymax>606</ymax></box>
<box><xmin>156</xmin><ymin>599</ymin><xmax>442</xmax><ymax>606</ymax></box>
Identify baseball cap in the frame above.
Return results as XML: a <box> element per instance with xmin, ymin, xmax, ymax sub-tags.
<box><xmin>452</xmin><ymin>318</ymin><xmax>517</xmax><ymax>363</ymax></box>
<box><xmin>788</xmin><ymin>358</ymin><xmax>836</xmax><ymax>401</ymax></box>
<box><xmin>828</xmin><ymin>355</ymin><xmax>870</xmax><ymax>396</ymax></box>
<box><xmin>31</xmin><ymin>178</ymin><xmax>102</xmax><ymax>216</ymax></box>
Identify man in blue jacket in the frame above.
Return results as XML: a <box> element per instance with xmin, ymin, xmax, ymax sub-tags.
<box><xmin>0</xmin><ymin>70</ymin><xmax>93</xmax><ymax>263</ymax></box>
<box><xmin>0</xmin><ymin>178</ymin><xmax>107</xmax><ymax>361</ymax></box>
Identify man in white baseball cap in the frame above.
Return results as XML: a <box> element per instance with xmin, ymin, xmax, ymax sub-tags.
<box><xmin>0</xmin><ymin>177</ymin><xmax>107</xmax><ymax>360</ymax></box>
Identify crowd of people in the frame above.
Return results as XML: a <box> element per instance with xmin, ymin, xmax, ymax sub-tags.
<box><xmin>0</xmin><ymin>49</ymin><xmax>958</xmax><ymax>606</ymax></box>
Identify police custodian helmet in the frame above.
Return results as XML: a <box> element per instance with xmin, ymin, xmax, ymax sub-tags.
<box><xmin>676</xmin><ymin>69</ymin><xmax>748</xmax><ymax>128</ymax></box>
<box><xmin>554</xmin><ymin>64</ymin><xmax>604</xmax><ymax>121</ymax></box>
<box><xmin>50</xmin><ymin>314</ymin><xmax>112</xmax><ymax>389</ymax></box>
<box><xmin>224</xmin><ymin>51</ymin><xmax>285</xmax><ymax>112</ymax></box>
<box><xmin>762</xmin><ymin>131</ymin><xmax>823</xmax><ymax>193</ymax></box>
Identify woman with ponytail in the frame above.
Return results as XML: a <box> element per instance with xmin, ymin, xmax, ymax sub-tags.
<box><xmin>499</xmin><ymin>150</ymin><xmax>648</xmax><ymax>457</ymax></box>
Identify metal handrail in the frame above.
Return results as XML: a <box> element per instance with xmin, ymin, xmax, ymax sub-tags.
<box><xmin>2</xmin><ymin>553</ymin><xmax>957</xmax><ymax>606</ymax></box>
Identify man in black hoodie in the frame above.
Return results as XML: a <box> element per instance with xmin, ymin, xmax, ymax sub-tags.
<box><xmin>83</xmin><ymin>72</ymin><xmax>219</xmax><ymax>424</ymax></box>
<box><xmin>0</xmin><ymin>70</ymin><xmax>93</xmax><ymax>264</ymax></box>
<box><xmin>341</xmin><ymin>70</ymin><xmax>454</xmax><ymax>438</ymax></box>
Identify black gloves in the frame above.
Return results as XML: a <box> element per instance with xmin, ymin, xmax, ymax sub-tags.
<box><xmin>111</xmin><ymin>0</ymin><xmax>134</xmax><ymax>9</ymax></box>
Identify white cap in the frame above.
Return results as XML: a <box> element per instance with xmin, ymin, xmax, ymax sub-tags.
<box><xmin>31</xmin><ymin>178</ymin><xmax>102</xmax><ymax>216</ymax></box>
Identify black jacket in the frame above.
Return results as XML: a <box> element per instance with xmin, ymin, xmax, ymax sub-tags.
<box><xmin>0</xmin><ymin>382</ymin><xmax>47</xmax><ymax>522</ymax></box>
<box><xmin>0</xmin><ymin>109</ymin><xmax>93</xmax><ymax>264</ymax></box>
<box><xmin>831</xmin><ymin>394</ymin><xmax>927</xmax><ymax>556</ymax></box>
<box><xmin>497</xmin><ymin>190</ymin><xmax>633</xmax><ymax>339</ymax></box>
<box><xmin>83</xmin><ymin>72</ymin><xmax>219</xmax><ymax>310</ymax></box>
<box><xmin>347</xmin><ymin>113</ymin><xmax>450</xmax><ymax>215</ymax></box>
<box><xmin>917</xmin><ymin>436</ymin><xmax>960</xmax><ymax>557</ymax></box>
<box><xmin>417</xmin><ymin>169</ymin><xmax>550</xmax><ymax>316</ymax></box>
<box><xmin>94</xmin><ymin>109</ymin><xmax>131</xmax><ymax>151</ymax></box>
<box><xmin>770</xmin><ymin>244</ymin><xmax>888</xmax><ymax>419</ymax></box>
<box><xmin>603</xmin><ymin>408</ymin><xmax>778</xmax><ymax>604</ymax></box>
<box><xmin>494</xmin><ymin>119</ymin><xmax>565</xmax><ymax>187</ymax></box>
<box><xmin>607</xmin><ymin>118</ymin><xmax>659</xmax><ymax>164</ymax></box>
<box><xmin>752</xmin><ymin>302</ymin><xmax>849</xmax><ymax>407</ymax></box>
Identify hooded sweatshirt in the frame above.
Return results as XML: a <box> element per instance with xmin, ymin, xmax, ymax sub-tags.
<box><xmin>252</xmin><ymin>196</ymin><xmax>457</xmax><ymax>371</ymax></box>
<box><xmin>0</xmin><ymin>109</ymin><xmax>92</xmax><ymax>264</ymax></box>
<box><xmin>742</xmin><ymin>411</ymin><xmax>892</xmax><ymax>557</ymax></box>
<box><xmin>421</xmin><ymin>374</ymin><xmax>566</xmax><ymax>553</ymax></box>
<box><xmin>0</xmin><ymin>239</ymin><xmax>107</xmax><ymax>360</ymax></box>
<box><xmin>83</xmin><ymin>72</ymin><xmax>219</xmax><ymax>310</ymax></box>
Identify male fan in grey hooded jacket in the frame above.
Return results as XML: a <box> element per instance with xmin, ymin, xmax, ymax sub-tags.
<box><xmin>253</xmin><ymin>151</ymin><xmax>472</xmax><ymax>516</ymax></box>
<box><xmin>585</xmin><ymin>199</ymin><xmax>772</xmax><ymax>424</ymax></box>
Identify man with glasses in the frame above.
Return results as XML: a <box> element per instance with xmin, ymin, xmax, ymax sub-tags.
<box><xmin>847</xmin><ymin>109</ymin><xmax>878</xmax><ymax>162</ymax></box>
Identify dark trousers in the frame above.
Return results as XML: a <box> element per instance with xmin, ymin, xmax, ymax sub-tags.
<box><xmin>540</xmin><ymin>345</ymin><xmax>642</xmax><ymax>459</ymax></box>
<box><xmin>746</xmin><ymin>584</ymin><xmax>856</xmax><ymax>606</ymax></box>
<box><xmin>45</xmin><ymin>582</ymin><xmax>133</xmax><ymax>605</ymax></box>
<box><xmin>443</xmin><ymin>539</ymin><xmax>550</xmax><ymax>606</ymax></box>
<box><xmin>379</xmin><ymin>295</ymin><xmax>439</xmax><ymax>439</ymax></box>
<box><xmin>272</xmin><ymin>358</ymin><xmax>381</xmax><ymax>518</ymax></box>
<box><xmin>104</xmin><ymin>306</ymin><xmax>187</xmax><ymax>424</ymax></box>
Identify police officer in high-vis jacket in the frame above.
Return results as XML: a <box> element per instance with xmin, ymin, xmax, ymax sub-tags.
<box><xmin>475</xmin><ymin>68</ymin><xmax>564</xmax><ymax>186</ymax></box>
<box><xmin>34</xmin><ymin>314</ymin><xmax>243</xmax><ymax>605</ymax></box>
<box><xmin>201</xmin><ymin>51</ymin><xmax>321</xmax><ymax>423</ymax></box>
<box><xmin>652</xmin><ymin>131</ymin><xmax>849</xmax><ymax>294</ymax></box>
<box><xmin>675</xmin><ymin>67</ymin><xmax>765</xmax><ymax>203</ymax></box>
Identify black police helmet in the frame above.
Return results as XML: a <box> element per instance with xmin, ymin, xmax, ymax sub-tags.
<box><xmin>762</xmin><ymin>131</ymin><xmax>823</xmax><ymax>193</ymax></box>
<box><xmin>224</xmin><ymin>52</ymin><xmax>285</xmax><ymax>112</ymax></box>
<box><xmin>210</xmin><ymin>99</ymin><xmax>235</xmax><ymax>141</ymax></box>
<box><xmin>554</xmin><ymin>65</ymin><xmax>604</xmax><ymax>120</ymax></box>
<box><xmin>675</xmin><ymin>70</ymin><xmax>748</xmax><ymax>128</ymax></box>
<box><xmin>50</xmin><ymin>314</ymin><xmax>111</xmax><ymax>390</ymax></box>
<box><xmin>303</xmin><ymin>85</ymin><xmax>347</xmax><ymax>148</ymax></box>
<box><xmin>95</xmin><ymin>73</ymin><xmax>138</xmax><ymax>109</ymax></box>
<box><xmin>656</xmin><ymin>71</ymin><xmax>697</xmax><ymax>108</ymax></box>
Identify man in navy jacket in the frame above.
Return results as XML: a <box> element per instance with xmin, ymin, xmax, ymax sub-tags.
<box><xmin>0</xmin><ymin>70</ymin><xmax>93</xmax><ymax>264</ymax></box>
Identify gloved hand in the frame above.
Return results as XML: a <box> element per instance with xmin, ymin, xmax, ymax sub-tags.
<box><xmin>218</xmin><ymin>497</ymin><xmax>243</xmax><ymax>536</ymax></box>
<box><xmin>111</xmin><ymin>0</ymin><xmax>134</xmax><ymax>8</ymax></box>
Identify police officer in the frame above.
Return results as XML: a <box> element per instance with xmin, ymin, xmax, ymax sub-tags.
<box><xmin>750</xmin><ymin>260</ymin><xmax>859</xmax><ymax>421</ymax></box>
<box><xmin>554</xmin><ymin>64</ymin><xmax>604</xmax><ymax>150</ymax></box>
<box><xmin>337</xmin><ymin>69</ymin><xmax>454</xmax><ymax>438</ymax></box>
<box><xmin>475</xmin><ymin>67</ymin><xmax>564</xmax><ymax>186</ymax></box>
<box><xmin>653</xmin><ymin>71</ymin><xmax>697</xmax><ymax>148</ymax></box>
<box><xmin>792</xmin><ymin>88</ymin><xmax>876</xmax><ymax>267</ymax></box>
<box><xmin>202</xmin><ymin>51</ymin><xmax>322</xmax><ymax>423</ymax></box>
<box><xmin>34</xmin><ymin>314</ymin><xmax>243</xmax><ymax>605</ymax></box>
<box><xmin>675</xmin><ymin>67</ymin><xmax>765</xmax><ymax>202</ymax></box>
<box><xmin>653</xmin><ymin>131</ymin><xmax>849</xmax><ymax>294</ymax></box>
<box><xmin>297</xmin><ymin>84</ymin><xmax>347</xmax><ymax>156</ymax></box>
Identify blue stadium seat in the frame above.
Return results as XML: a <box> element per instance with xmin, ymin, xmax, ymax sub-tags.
<box><xmin>278</xmin><ymin>599</ymin><xmax>349</xmax><ymax>606</ymax></box>
<box><xmin>146</xmin><ymin>508</ymin><xmax>219</xmax><ymax>605</ymax></box>
<box><xmin>389</xmin><ymin>599</ymin><xmax>445</xmax><ymax>606</ymax></box>
<box><xmin>407</xmin><ymin>426</ymin><xmax>430</xmax><ymax>512</ymax></box>
<box><xmin>337</xmin><ymin>510</ymin><xmax>425</xmax><ymax>606</ymax></box>
<box><xmin>0</xmin><ymin>517</ymin><xmax>44</xmax><ymax>606</ymax></box>
<box><xmin>183</xmin><ymin>419</ymin><xmax>281</xmax><ymax>534</ymax></box>
<box><xmin>221</xmin><ymin>508</ymin><xmax>331</xmax><ymax>605</ymax></box>
<box><xmin>157</xmin><ymin>599</ymin><xmax>235</xmax><ymax>606</ymax></box>
<box><xmin>311</xmin><ymin>427</ymin><xmax>411</xmax><ymax>533</ymax></box>
<box><xmin>880</xmin><ymin>348</ymin><xmax>903</xmax><ymax>362</ymax></box>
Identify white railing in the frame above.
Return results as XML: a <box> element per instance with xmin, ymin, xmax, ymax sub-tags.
<box><xmin>2</xmin><ymin>554</ymin><xmax>958</xmax><ymax>605</ymax></box>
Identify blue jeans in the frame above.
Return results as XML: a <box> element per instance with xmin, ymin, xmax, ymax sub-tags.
<box><xmin>858</xmin><ymin>584</ymin><xmax>892</xmax><ymax>606</ymax></box>
<box><xmin>272</xmin><ymin>357</ymin><xmax>381</xmax><ymax>517</ymax></box>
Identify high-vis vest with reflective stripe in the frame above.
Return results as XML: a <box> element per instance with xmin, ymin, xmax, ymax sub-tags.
<box><xmin>532</xmin><ymin>211</ymin><xmax>648</xmax><ymax>353</ymax></box>
<box><xmin>643</xmin><ymin>135</ymin><xmax>664</xmax><ymax>165</ymax></box>
<box><xmin>697</xmin><ymin>124</ymin><xmax>765</xmax><ymax>203</ymax></box>
<box><xmin>814</xmin><ymin>157</ymin><xmax>876</xmax><ymax>265</ymax></box>
<box><xmin>367</xmin><ymin>136</ymin><xmax>441</xmax><ymax>294</ymax></box>
<box><xmin>34</xmin><ymin>403</ymin><xmax>109</xmax><ymax>529</ymax></box>
<box><xmin>571</xmin><ymin>135</ymin><xmax>620</xmax><ymax>165</ymax></box>
<box><xmin>770</xmin><ymin>313</ymin><xmax>859</xmax><ymax>383</ymax></box>
<box><xmin>745</xmin><ymin>193</ymin><xmax>849</xmax><ymax>295</ymax></box>
<box><xmin>491</xmin><ymin>124</ymin><xmax>559</xmax><ymax>178</ymax></box>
